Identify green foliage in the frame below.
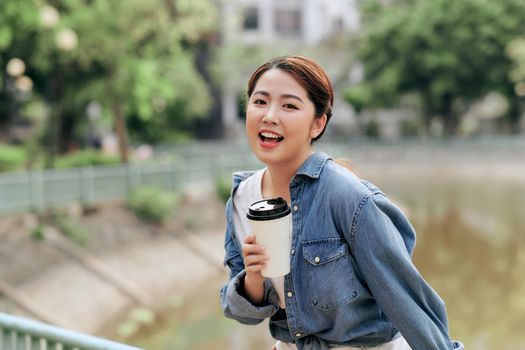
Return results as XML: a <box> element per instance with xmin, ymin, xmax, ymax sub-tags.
<box><xmin>363</xmin><ymin>119</ymin><xmax>380</xmax><ymax>139</ymax></box>
<box><xmin>30</xmin><ymin>224</ymin><xmax>46</xmax><ymax>241</ymax></box>
<box><xmin>54</xmin><ymin>149</ymin><xmax>119</xmax><ymax>169</ymax></box>
<box><xmin>344</xmin><ymin>84</ymin><xmax>374</xmax><ymax>113</ymax></box>
<box><xmin>356</xmin><ymin>0</ymin><xmax>525</xmax><ymax>133</ymax></box>
<box><xmin>52</xmin><ymin>213</ymin><xmax>92</xmax><ymax>245</ymax></box>
<box><xmin>51</xmin><ymin>0</ymin><xmax>216</xmax><ymax>142</ymax></box>
<box><xmin>507</xmin><ymin>37</ymin><xmax>525</xmax><ymax>84</ymax></box>
<box><xmin>116</xmin><ymin>307</ymin><xmax>156</xmax><ymax>338</ymax></box>
<box><xmin>127</xmin><ymin>186</ymin><xmax>178</xmax><ymax>223</ymax></box>
<box><xmin>0</xmin><ymin>144</ymin><xmax>28</xmax><ymax>172</ymax></box>
<box><xmin>214</xmin><ymin>175</ymin><xmax>232</xmax><ymax>204</ymax></box>
<box><xmin>1</xmin><ymin>0</ymin><xmax>218</xmax><ymax>157</ymax></box>
<box><xmin>0</xmin><ymin>0</ymin><xmax>38</xmax><ymax>51</ymax></box>
<box><xmin>0</xmin><ymin>0</ymin><xmax>39</xmax><ymax>122</ymax></box>
<box><xmin>400</xmin><ymin>119</ymin><xmax>422</xmax><ymax>138</ymax></box>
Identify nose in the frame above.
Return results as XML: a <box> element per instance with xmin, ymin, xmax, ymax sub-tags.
<box><xmin>261</xmin><ymin>105</ymin><xmax>279</xmax><ymax>125</ymax></box>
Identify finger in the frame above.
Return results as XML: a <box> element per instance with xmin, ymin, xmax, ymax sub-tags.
<box><xmin>243</xmin><ymin>243</ymin><xmax>266</xmax><ymax>256</ymax></box>
<box><xmin>246</xmin><ymin>263</ymin><xmax>266</xmax><ymax>274</ymax></box>
<box><xmin>244</xmin><ymin>234</ymin><xmax>256</xmax><ymax>244</ymax></box>
<box><xmin>244</xmin><ymin>254</ymin><xmax>269</xmax><ymax>267</ymax></box>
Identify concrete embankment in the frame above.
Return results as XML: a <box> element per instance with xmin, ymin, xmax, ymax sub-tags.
<box><xmin>0</xmin><ymin>187</ymin><xmax>227</xmax><ymax>335</ymax></box>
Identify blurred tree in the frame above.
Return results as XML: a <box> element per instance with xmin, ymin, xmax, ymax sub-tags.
<box><xmin>32</xmin><ymin>0</ymin><xmax>217</xmax><ymax>162</ymax></box>
<box><xmin>347</xmin><ymin>0</ymin><xmax>525</xmax><ymax>135</ymax></box>
<box><xmin>1</xmin><ymin>0</ymin><xmax>217</xmax><ymax>164</ymax></box>
<box><xmin>507</xmin><ymin>37</ymin><xmax>525</xmax><ymax>97</ymax></box>
<box><xmin>0</xmin><ymin>0</ymin><xmax>39</xmax><ymax>133</ymax></box>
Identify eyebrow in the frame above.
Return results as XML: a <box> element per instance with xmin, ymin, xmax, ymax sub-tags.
<box><xmin>253</xmin><ymin>90</ymin><xmax>304</xmax><ymax>103</ymax></box>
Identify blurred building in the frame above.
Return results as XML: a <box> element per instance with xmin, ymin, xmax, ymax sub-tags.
<box><xmin>221</xmin><ymin>0</ymin><xmax>359</xmax><ymax>46</ymax></box>
<box><xmin>218</xmin><ymin>0</ymin><xmax>361</xmax><ymax>139</ymax></box>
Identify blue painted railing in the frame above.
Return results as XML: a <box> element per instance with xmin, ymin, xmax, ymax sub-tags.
<box><xmin>0</xmin><ymin>313</ymin><xmax>143</xmax><ymax>350</ymax></box>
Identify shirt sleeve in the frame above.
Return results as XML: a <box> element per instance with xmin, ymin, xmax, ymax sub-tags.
<box><xmin>220</xmin><ymin>198</ymin><xmax>280</xmax><ymax>325</ymax></box>
<box><xmin>351</xmin><ymin>193</ymin><xmax>455</xmax><ymax>350</ymax></box>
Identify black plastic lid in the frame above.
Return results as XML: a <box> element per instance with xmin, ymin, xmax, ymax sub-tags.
<box><xmin>247</xmin><ymin>197</ymin><xmax>291</xmax><ymax>221</ymax></box>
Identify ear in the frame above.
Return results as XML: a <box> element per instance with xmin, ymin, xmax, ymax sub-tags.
<box><xmin>310</xmin><ymin>114</ymin><xmax>328</xmax><ymax>139</ymax></box>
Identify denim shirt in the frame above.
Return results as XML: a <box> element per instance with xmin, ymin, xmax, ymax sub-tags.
<box><xmin>220</xmin><ymin>152</ymin><xmax>463</xmax><ymax>350</ymax></box>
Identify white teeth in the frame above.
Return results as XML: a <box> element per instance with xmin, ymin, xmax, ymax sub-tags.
<box><xmin>260</xmin><ymin>131</ymin><xmax>282</xmax><ymax>139</ymax></box>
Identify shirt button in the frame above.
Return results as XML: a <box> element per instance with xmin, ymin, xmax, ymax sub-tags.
<box><xmin>287</xmin><ymin>291</ymin><xmax>293</xmax><ymax>298</ymax></box>
<box><xmin>295</xmin><ymin>333</ymin><xmax>302</xmax><ymax>338</ymax></box>
<box><xmin>291</xmin><ymin>249</ymin><xmax>295</xmax><ymax>255</ymax></box>
<box><xmin>293</xmin><ymin>205</ymin><xmax>299</xmax><ymax>212</ymax></box>
<box><xmin>314</xmin><ymin>256</ymin><xmax>321</xmax><ymax>263</ymax></box>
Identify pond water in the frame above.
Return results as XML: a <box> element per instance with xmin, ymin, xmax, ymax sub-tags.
<box><xmin>118</xmin><ymin>163</ymin><xmax>525</xmax><ymax>350</ymax></box>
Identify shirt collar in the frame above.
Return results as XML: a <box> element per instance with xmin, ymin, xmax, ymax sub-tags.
<box><xmin>231</xmin><ymin>152</ymin><xmax>332</xmax><ymax>192</ymax></box>
<box><xmin>295</xmin><ymin>152</ymin><xmax>332</xmax><ymax>179</ymax></box>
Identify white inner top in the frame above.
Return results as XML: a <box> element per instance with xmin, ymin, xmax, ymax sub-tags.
<box><xmin>232</xmin><ymin>168</ymin><xmax>287</xmax><ymax>308</ymax></box>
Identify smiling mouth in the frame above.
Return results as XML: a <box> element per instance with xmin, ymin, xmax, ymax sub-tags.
<box><xmin>259</xmin><ymin>132</ymin><xmax>284</xmax><ymax>144</ymax></box>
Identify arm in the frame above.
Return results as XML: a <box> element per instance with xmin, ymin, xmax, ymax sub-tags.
<box><xmin>220</xmin><ymin>198</ymin><xmax>280</xmax><ymax>325</ymax></box>
<box><xmin>350</xmin><ymin>193</ymin><xmax>455</xmax><ymax>350</ymax></box>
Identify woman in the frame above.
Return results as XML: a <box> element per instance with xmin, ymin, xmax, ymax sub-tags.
<box><xmin>220</xmin><ymin>55</ymin><xmax>463</xmax><ymax>350</ymax></box>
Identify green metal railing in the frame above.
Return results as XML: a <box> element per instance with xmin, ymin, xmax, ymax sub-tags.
<box><xmin>0</xmin><ymin>312</ymin><xmax>143</xmax><ymax>350</ymax></box>
<box><xmin>1</xmin><ymin>138</ymin><xmax>524</xmax><ymax>216</ymax></box>
<box><xmin>0</xmin><ymin>151</ymin><xmax>261</xmax><ymax>216</ymax></box>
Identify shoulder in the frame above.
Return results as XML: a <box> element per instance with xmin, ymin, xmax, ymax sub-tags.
<box><xmin>308</xmin><ymin>159</ymin><xmax>388</xmax><ymax>229</ymax></box>
<box><xmin>319</xmin><ymin>159</ymin><xmax>382</xmax><ymax>203</ymax></box>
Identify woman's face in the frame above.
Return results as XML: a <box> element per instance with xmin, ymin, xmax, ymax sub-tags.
<box><xmin>245</xmin><ymin>68</ymin><xmax>326</xmax><ymax>168</ymax></box>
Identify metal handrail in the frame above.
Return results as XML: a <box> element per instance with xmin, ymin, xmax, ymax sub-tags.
<box><xmin>1</xmin><ymin>138</ymin><xmax>524</xmax><ymax>216</ymax></box>
<box><xmin>0</xmin><ymin>151</ymin><xmax>262</xmax><ymax>216</ymax></box>
<box><xmin>0</xmin><ymin>313</ymin><xmax>143</xmax><ymax>350</ymax></box>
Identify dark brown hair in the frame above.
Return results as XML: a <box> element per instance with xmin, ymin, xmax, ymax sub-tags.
<box><xmin>246</xmin><ymin>55</ymin><xmax>334</xmax><ymax>142</ymax></box>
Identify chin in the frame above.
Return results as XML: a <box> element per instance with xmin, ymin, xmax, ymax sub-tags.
<box><xmin>253</xmin><ymin>151</ymin><xmax>279</xmax><ymax>166</ymax></box>
<box><xmin>251</xmin><ymin>148</ymin><xmax>282</xmax><ymax>165</ymax></box>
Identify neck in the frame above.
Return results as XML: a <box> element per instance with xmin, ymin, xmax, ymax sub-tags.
<box><xmin>262</xmin><ymin>149</ymin><xmax>314</xmax><ymax>203</ymax></box>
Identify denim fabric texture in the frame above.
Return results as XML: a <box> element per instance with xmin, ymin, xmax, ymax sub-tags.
<box><xmin>220</xmin><ymin>152</ymin><xmax>463</xmax><ymax>350</ymax></box>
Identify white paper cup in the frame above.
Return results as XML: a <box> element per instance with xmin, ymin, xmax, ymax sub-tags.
<box><xmin>247</xmin><ymin>198</ymin><xmax>292</xmax><ymax>278</ymax></box>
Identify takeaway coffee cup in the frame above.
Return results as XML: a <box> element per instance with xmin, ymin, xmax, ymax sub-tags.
<box><xmin>247</xmin><ymin>197</ymin><xmax>292</xmax><ymax>278</ymax></box>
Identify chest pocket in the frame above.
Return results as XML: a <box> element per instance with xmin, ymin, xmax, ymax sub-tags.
<box><xmin>302</xmin><ymin>238</ymin><xmax>359</xmax><ymax>311</ymax></box>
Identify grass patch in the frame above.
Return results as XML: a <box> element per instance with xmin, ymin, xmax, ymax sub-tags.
<box><xmin>127</xmin><ymin>186</ymin><xmax>179</xmax><ymax>223</ymax></box>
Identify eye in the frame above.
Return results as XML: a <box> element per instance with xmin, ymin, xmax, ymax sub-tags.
<box><xmin>253</xmin><ymin>99</ymin><xmax>266</xmax><ymax>105</ymax></box>
<box><xmin>283</xmin><ymin>103</ymin><xmax>298</xmax><ymax>110</ymax></box>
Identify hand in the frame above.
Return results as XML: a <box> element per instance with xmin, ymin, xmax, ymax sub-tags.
<box><xmin>242</xmin><ymin>234</ymin><xmax>269</xmax><ymax>285</ymax></box>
